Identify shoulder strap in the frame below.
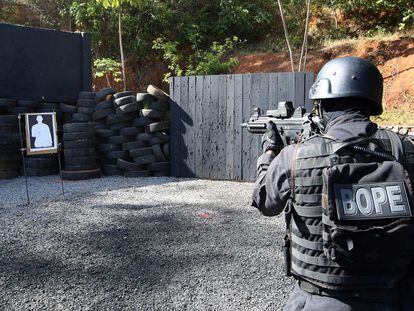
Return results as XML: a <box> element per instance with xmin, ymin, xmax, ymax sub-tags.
<box><xmin>383</xmin><ymin>130</ymin><xmax>403</xmax><ymax>162</ymax></box>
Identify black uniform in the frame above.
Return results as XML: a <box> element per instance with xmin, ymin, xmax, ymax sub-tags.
<box><xmin>252</xmin><ymin>110</ymin><xmax>414</xmax><ymax>310</ymax></box>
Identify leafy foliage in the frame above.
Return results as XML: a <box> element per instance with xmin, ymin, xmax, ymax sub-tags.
<box><xmin>93</xmin><ymin>58</ymin><xmax>123</xmax><ymax>86</ymax></box>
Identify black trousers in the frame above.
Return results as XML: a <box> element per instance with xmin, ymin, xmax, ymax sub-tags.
<box><xmin>284</xmin><ymin>283</ymin><xmax>407</xmax><ymax>311</ymax></box>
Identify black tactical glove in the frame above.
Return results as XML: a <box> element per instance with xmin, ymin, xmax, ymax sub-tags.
<box><xmin>261</xmin><ymin>121</ymin><xmax>283</xmax><ymax>154</ymax></box>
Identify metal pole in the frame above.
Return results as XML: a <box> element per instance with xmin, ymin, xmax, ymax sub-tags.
<box><xmin>18</xmin><ymin>114</ymin><xmax>30</xmax><ymax>206</ymax></box>
<box><xmin>57</xmin><ymin>143</ymin><xmax>65</xmax><ymax>197</ymax></box>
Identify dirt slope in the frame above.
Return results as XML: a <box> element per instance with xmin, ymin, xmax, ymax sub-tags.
<box><xmin>234</xmin><ymin>37</ymin><xmax>414</xmax><ymax>125</ymax></box>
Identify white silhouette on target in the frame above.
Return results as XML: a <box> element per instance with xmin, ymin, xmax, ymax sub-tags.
<box><xmin>31</xmin><ymin>115</ymin><xmax>52</xmax><ymax>148</ymax></box>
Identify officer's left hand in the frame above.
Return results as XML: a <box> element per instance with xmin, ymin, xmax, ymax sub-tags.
<box><xmin>261</xmin><ymin>121</ymin><xmax>283</xmax><ymax>155</ymax></box>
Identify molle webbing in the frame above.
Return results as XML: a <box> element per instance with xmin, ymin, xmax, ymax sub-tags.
<box><xmin>290</xmin><ymin>135</ymin><xmax>411</xmax><ymax>289</ymax></box>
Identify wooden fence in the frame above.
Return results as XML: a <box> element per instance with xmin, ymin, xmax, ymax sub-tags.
<box><xmin>169</xmin><ymin>72</ymin><xmax>314</xmax><ymax>181</ymax></box>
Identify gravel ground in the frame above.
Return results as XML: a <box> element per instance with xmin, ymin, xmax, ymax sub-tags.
<box><xmin>0</xmin><ymin>176</ymin><xmax>294</xmax><ymax>310</ymax></box>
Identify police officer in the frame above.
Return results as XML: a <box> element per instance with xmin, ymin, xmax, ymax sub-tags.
<box><xmin>252</xmin><ymin>57</ymin><xmax>414</xmax><ymax>310</ymax></box>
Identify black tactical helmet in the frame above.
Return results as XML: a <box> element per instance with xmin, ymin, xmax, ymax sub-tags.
<box><xmin>309</xmin><ymin>57</ymin><xmax>383</xmax><ymax>115</ymax></box>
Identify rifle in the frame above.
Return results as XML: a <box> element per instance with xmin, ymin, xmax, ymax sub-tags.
<box><xmin>241</xmin><ymin>101</ymin><xmax>323</xmax><ymax>147</ymax></box>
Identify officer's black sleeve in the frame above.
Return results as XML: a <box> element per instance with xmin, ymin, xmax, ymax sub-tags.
<box><xmin>251</xmin><ymin>145</ymin><xmax>295</xmax><ymax>216</ymax></box>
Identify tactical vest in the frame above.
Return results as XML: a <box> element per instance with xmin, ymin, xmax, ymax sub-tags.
<box><xmin>287</xmin><ymin>129</ymin><xmax>414</xmax><ymax>290</ymax></box>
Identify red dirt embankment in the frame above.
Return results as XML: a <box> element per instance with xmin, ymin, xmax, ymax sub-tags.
<box><xmin>234</xmin><ymin>37</ymin><xmax>414</xmax><ymax>125</ymax></box>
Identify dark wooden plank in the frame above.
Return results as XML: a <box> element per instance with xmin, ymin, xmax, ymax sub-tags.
<box><xmin>179</xmin><ymin>77</ymin><xmax>189</xmax><ymax>176</ymax></box>
<box><xmin>217</xmin><ymin>75</ymin><xmax>227</xmax><ymax>180</ymax></box>
<box><xmin>277</xmin><ymin>72</ymin><xmax>287</xmax><ymax>103</ymax></box>
<box><xmin>242</xmin><ymin>74</ymin><xmax>252</xmax><ymax>181</ymax></box>
<box><xmin>294</xmin><ymin>72</ymin><xmax>305</xmax><ymax>109</ymax></box>
<box><xmin>234</xmin><ymin>74</ymin><xmax>243</xmax><ymax>180</ymax></box>
<box><xmin>249</xmin><ymin>73</ymin><xmax>261</xmax><ymax>181</ymax></box>
<box><xmin>187</xmin><ymin>76</ymin><xmax>196</xmax><ymax>177</ymax></box>
<box><xmin>171</xmin><ymin>77</ymin><xmax>181</xmax><ymax>177</ymax></box>
<box><xmin>225</xmin><ymin>74</ymin><xmax>235</xmax><ymax>180</ymax></box>
<box><xmin>202</xmin><ymin>75</ymin><xmax>211</xmax><ymax>178</ymax></box>
<box><xmin>305</xmin><ymin>72</ymin><xmax>314</xmax><ymax>112</ymax></box>
<box><xmin>287</xmin><ymin>72</ymin><xmax>295</xmax><ymax>103</ymax></box>
<box><xmin>209</xmin><ymin>75</ymin><xmax>220</xmax><ymax>179</ymax></box>
<box><xmin>269</xmin><ymin>73</ymin><xmax>279</xmax><ymax>110</ymax></box>
<box><xmin>194</xmin><ymin>75</ymin><xmax>204</xmax><ymax>177</ymax></box>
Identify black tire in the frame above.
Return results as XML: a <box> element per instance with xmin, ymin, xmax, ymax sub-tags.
<box><xmin>1</xmin><ymin>144</ymin><xmax>20</xmax><ymax>153</ymax></box>
<box><xmin>22</xmin><ymin>167</ymin><xmax>58</xmax><ymax>177</ymax></box>
<box><xmin>133</xmin><ymin>155</ymin><xmax>156</xmax><ymax>165</ymax></box>
<box><xmin>95</xmin><ymin>100</ymin><xmax>114</xmax><ymax>111</ymax></box>
<box><xmin>0</xmin><ymin>124</ymin><xmax>19</xmax><ymax>133</ymax></box>
<box><xmin>0</xmin><ymin>160</ymin><xmax>19</xmax><ymax>170</ymax></box>
<box><xmin>119</xmin><ymin>127</ymin><xmax>139</xmax><ymax>136</ymax></box>
<box><xmin>147</xmin><ymin>161</ymin><xmax>170</xmax><ymax>172</ymax></box>
<box><xmin>65</xmin><ymin>164</ymin><xmax>98</xmax><ymax>171</ymax></box>
<box><xmin>122</xmin><ymin>140</ymin><xmax>147</xmax><ymax>151</ymax></box>
<box><xmin>0</xmin><ymin>115</ymin><xmax>18</xmax><ymax>125</ymax></box>
<box><xmin>77</xmin><ymin>99</ymin><xmax>95</xmax><ymax>108</ymax></box>
<box><xmin>93</xmin><ymin>108</ymin><xmax>114</xmax><ymax>120</ymax></box>
<box><xmin>102</xmin><ymin>165</ymin><xmax>122</xmax><ymax>176</ymax></box>
<box><xmin>109</xmin><ymin>122</ymin><xmax>131</xmax><ymax>131</ymax></box>
<box><xmin>17</xmin><ymin>100</ymin><xmax>40</xmax><ymax>108</ymax></box>
<box><xmin>72</xmin><ymin>113</ymin><xmax>92</xmax><ymax>122</ymax></box>
<box><xmin>6</xmin><ymin>107</ymin><xmax>35</xmax><ymax>114</ymax></box>
<box><xmin>62</xmin><ymin>168</ymin><xmax>101</xmax><ymax>180</ymax></box>
<box><xmin>130</xmin><ymin>147</ymin><xmax>153</xmax><ymax>158</ymax></box>
<box><xmin>99</xmin><ymin>158</ymin><xmax>117</xmax><ymax>165</ymax></box>
<box><xmin>106</xmin><ymin>113</ymin><xmax>137</xmax><ymax>125</ymax></box>
<box><xmin>115</xmin><ymin>102</ymin><xmax>142</xmax><ymax>114</ymax></box>
<box><xmin>132</xmin><ymin>117</ymin><xmax>151</xmax><ymax>127</ymax></box>
<box><xmin>0</xmin><ymin>98</ymin><xmax>16</xmax><ymax>108</ymax></box>
<box><xmin>96</xmin><ymin>143</ymin><xmax>121</xmax><ymax>153</ymax></box>
<box><xmin>140</xmin><ymin>109</ymin><xmax>162</xmax><ymax>119</ymax></box>
<box><xmin>60</xmin><ymin>103</ymin><xmax>77</xmax><ymax>113</ymax></box>
<box><xmin>106</xmin><ymin>150</ymin><xmax>128</xmax><ymax>159</ymax></box>
<box><xmin>95</xmin><ymin>88</ymin><xmax>115</xmax><ymax>103</ymax></box>
<box><xmin>113</xmin><ymin>91</ymin><xmax>134</xmax><ymax>99</ymax></box>
<box><xmin>149</xmin><ymin>137</ymin><xmax>168</xmax><ymax>146</ymax></box>
<box><xmin>78</xmin><ymin>91</ymin><xmax>96</xmax><ymax>100</ymax></box>
<box><xmin>95</xmin><ymin>129</ymin><xmax>115</xmax><ymax>138</ymax></box>
<box><xmin>63</xmin><ymin>132</ymin><xmax>95</xmax><ymax>141</ymax></box>
<box><xmin>39</xmin><ymin>102</ymin><xmax>59</xmax><ymax>110</ymax></box>
<box><xmin>136</xmin><ymin>93</ymin><xmax>156</xmax><ymax>103</ymax></box>
<box><xmin>153</xmin><ymin>170</ymin><xmax>170</xmax><ymax>177</ymax></box>
<box><xmin>64</xmin><ymin>156</ymin><xmax>96</xmax><ymax>166</ymax></box>
<box><xmin>64</xmin><ymin>140</ymin><xmax>95</xmax><ymax>149</ymax></box>
<box><xmin>147</xmin><ymin>85</ymin><xmax>170</xmax><ymax>102</ymax></box>
<box><xmin>64</xmin><ymin>148</ymin><xmax>95</xmax><ymax>157</ymax></box>
<box><xmin>114</xmin><ymin>95</ymin><xmax>136</xmax><ymax>107</ymax></box>
<box><xmin>0</xmin><ymin>133</ymin><xmax>20</xmax><ymax>145</ymax></box>
<box><xmin>149</xmin><ymin>101</ymin><xmax>169</xmax><ymax>112</ymax></box>
<box><xmin>94</xmin><ymin>123</ymin><xmax>108</xmax><ymax>130</ymax></box>
<box><xmin>78</xmin><ymin>107</ymin><xmax>94</xmax><ymax>115</ymax></box>
<box><xmin>117</xmin><ymin>158</ymin><xmax>144</xmax><ymax>171</ymax></box>
<box><xmin>63</xmin><ymin>123</ymin><xmax>94</xmax><ymax>133</ymax></box>
<box><xmin>146</xmin><ymin>121</ymin><xmax>170</xmax><ymax>133</ymax></box>
<box><xmin>124</xmin><ymin>170</ymin><xmax>151</xmax><ymax>178</ymax></box>
<box><xmin>163</xmin><ymin>143</ymin><xmax>170</xmax><ymax>159</ymax></box>
<box><xmin>25</xmin><ymin>157</ymin><xmax>58</xmax><ymax>169</ymax></box>
<box><xmin>136</xmin><ymin>133</ymin><xmax>154</xmax><ymax>142</ymax></box>
<box><xmin>108</xmin><ymin>135</ymin><xmax>134</xmax><ymax>144</ymax></box>
<box><xmin>152</xmin><ymin>144</ymin><xmax>167</xmax><ymax>161</ymax></box>
<box><xmin>155</xmin><ymin>132</ymin><xmax>170</xmax><ymax>140</ymax></box>
<box><xmin>0</xmin><ymin>169</ymin><xmax>19</xmax><ymax>179</ymax></box>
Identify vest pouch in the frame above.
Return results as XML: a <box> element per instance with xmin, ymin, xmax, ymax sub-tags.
<box><xmin>322</xmin><ymin>161</ymin><xmax>414</xmax><ymax>268</ymax></box>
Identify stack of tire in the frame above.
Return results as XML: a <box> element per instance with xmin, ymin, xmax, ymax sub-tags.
<box><xmin>0</xmin><ymin>102</ymin><xmax>20</xmax><ymax>179</ymax></box>
<box><xmin>61</xmin><ymin>122</ymin><xmax>100</xmax><ymax>180</ymax></box>
<box><xmin>127</xmin><ymin>85</ymin><xmax>170</xmax><ymax>177</ymax></box>
<box><xmin>94</xmin><ymin>89</ymin><xmax>141</xmax><ymax>176</ymax></box>
<box><xmin>73</xmin><ymin>91</ymin><xmax>96</xmax><ymax>123</ymax></box>
<box><xmin>60</xmin><ymin>102</ymin><xmax>77</xmax><ymax>124</ymax></box>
